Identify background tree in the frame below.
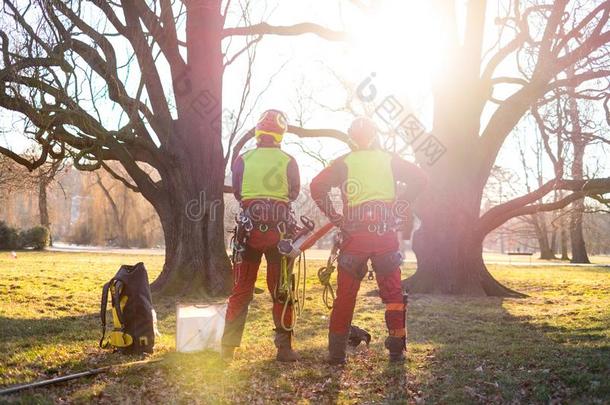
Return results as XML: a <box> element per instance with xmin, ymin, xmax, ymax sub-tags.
<box><xmin>402</xmin><ymin>0</ymin><xmax>610</xmax><ymax>295</ymax></box>
<box><xmin>566</xmin><ymin>80</ymin><xmax>592</xmax><ymax>263</ymax></box>
<box><xmin>0</xmin><ymin>163</ymin><xmax>164</xmax><ymax>247</ymax></box>
<box><xmin>0</xmin><ymin>152</ymin><xmax>29</xmax><ymax>195</ymax></box>
<box><xmin>35</xmin><ymin>159</ymin><xmax>68</xmax><ymax>245</ymax></box>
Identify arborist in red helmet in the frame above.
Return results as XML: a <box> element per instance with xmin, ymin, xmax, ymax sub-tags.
<box><xmin>310</xmin><ymin>117</ymin><xmax>427</xmax><ymax>364</ymax></box>
<box><xmin>221</xmin><ymin>109</ymin><xmax>301</xmax><ymax>363</ymax></box>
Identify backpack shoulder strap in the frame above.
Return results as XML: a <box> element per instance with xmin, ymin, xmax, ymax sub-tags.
<box><xmin>99</xmin><ymin>280</ymin><xmax>112</xmax><ymax>348</ymax></box>
<box><xmin>112</xmin><ymin>280</ymin><xmax>126</xmax><ymax>327</ymax></box>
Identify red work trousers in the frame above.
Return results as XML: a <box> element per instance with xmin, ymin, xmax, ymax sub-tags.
<box><xmin>222</xmin><ymin>228</ymin><xmax>293</xmax><ymax>347</ymax></box>
<box><xmin>329</xmin><ymin>230</ymin><xmax>406</xmax><ymax>338</ymax></box>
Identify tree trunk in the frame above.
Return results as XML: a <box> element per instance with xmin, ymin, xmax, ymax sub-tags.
<box><xmin>38</xmin><ymin>177</ymin><xmax>52</xmax><ymax>246</ymax></box>
<box><xmin>404</xmin><ymin>48</ymin><xmax>524</xmax><ymax>297</ymax></box>
<box><xmin>95</xmin><ymin>174</ymin><xmax>129</xmax><ymax>248</ymax></box>
<box><xmin>405</xmin><ymin>168</ymin><xmax>523</xmax><ymax>297</ymax></box>
<box><xmin>560</xmin><ymin>215</ymin><xmax>570</xmax><ymax>261</ymax></box>
<box><xmin>567</xmin><ymin>95</ymin><xmax>590</xmax><ymax>264</ymax></box>
<box><xmin>532</xmin><ymin>213</ymin><xmax>555</xmax><ymax>259</ymax></box>
<box><xmin>570</xmin><ymin>202</ymin><xmax>590</xmax><ymax>263</ymax></box>
<box><xmin>150</xmin><ymin>159</ymin><xmax>231</xmax><ymax>296</ymax></box>
<box><xmin>148</xmin><ymin>0</ymin><xmax>231</xmax><ymax>296</ymax></box>
<box><xmin>408</xmin><ymin>226</ymin><xmax>507</xmax><ymax>296</ymax></box>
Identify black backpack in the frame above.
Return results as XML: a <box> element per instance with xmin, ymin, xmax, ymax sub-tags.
<box><xmin>100</xmin><ymin>262</ymin><xmax>155</xmax><ymax>354</ymax></box>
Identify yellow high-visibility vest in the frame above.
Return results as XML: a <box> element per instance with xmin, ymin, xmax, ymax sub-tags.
<box><xmin>241</xmin><ymin>148</ymin><xmax>291</xmax><ymax>202</ymax></box>
<box><xmin>344</xmin><ymin>150</ymin><xmax>396</xmax><ymax>207</ymax></box>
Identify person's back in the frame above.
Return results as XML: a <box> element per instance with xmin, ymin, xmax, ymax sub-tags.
<box><xmin>222</xmin><ymin>109</ymin><xmax>301</xmax><ymax>363</ymax></box>
<box><xmin>310</xmin><ymin>117</ymin><xmax>427</xmax><ymax>364</ymax></box>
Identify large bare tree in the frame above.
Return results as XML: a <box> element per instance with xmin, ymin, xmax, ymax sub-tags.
<box><xmin>403</xmin><ymin>1</ymin><xmax>610</xmax><ymax>295</ymax></box>
<box><xmin>0</xmin><ymin>0</ymin><xmax>344</xmax><ymax>295</ymax></box>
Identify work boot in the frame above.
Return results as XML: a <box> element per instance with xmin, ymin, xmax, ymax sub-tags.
<box><xmin>221</xmin><ymin>345</ymin><xmax>236</xmax><ymax>363</ymax></box>
<box><xmin>274</xmin><ymin>330</ymin><xmax>299</xmax><ymax>362</ymax></box>
<box><xmin>384</xmin><ymin>336</ymin><xmax>406</xmax><ymax>363</ymax></box>
<box><xmin>328</xmin><ymin>332</ymin><xmax>349</xmax><ymax>365</ymax></box>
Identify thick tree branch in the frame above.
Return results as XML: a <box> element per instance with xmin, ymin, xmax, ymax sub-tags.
<box><xmin>0</xmin><ymin>145</ymin><xmax>48</xmax><ymax>171</ymax></box>
<box><xmin>132</xmin><ymin>0</ymin><xmax>186</xmax><ymax>73</ymax></box>
<box><xmin>546</xmin><ymin>70</ymin><xmax>610</xmax><ymax>91</ymax></box>
<box><xmin>477</xmin><ymin>177</ymin><xmax>610</xmax><ymax>235</ymax></box>
<box><xmin>224</xmin><ymin>35</ymin><xmax>262</xmax><ymax>68</ymax></box>
<box><xmin>223</xmin><ymin>22</ymin><xmax>348</xmax><ymax>41</ymax></box>
<box><xmin>121</xmin><ymin>0</ymin><xmax>172</xmax><ymax>140</ymax></box>
<box><xmin>535</xmin><ymin>1</ymin><xmax>567</xmax><ymax>63</ymax></box>
<box><xmin>288</xmin><ymin>125</ymin><xmax>350</xmax><ymax>143</ymax></box>
<box><xmin>101</xmin><ymin>161</ymin><xmax>139</xmax><ymax>192</ymax></box>
<box><xmin>230</xmin><ymin>125</ymin><xmax>349</xmax><ymax>165</ymax></box>
<box><xmin>482</xmin><ymin>34</ymin><xmax>526</xmax><ymax>82</ymax></box>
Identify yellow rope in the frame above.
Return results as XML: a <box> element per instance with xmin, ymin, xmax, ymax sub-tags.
<box><xmin>279</xmin><ymin>252</ymin><xmax>307</xmax><ymax>332</ymax></box>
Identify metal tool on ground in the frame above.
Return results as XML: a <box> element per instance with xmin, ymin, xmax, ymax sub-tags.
<box><xmin>0</xmin><ymin>358</ymin><xmax>163</xmax><ymax>396</ymax></box>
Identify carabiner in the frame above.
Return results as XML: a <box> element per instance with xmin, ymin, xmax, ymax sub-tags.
<box><xmin>277</xmin><ymin>221</ymin><xmax>287</xmax><ymax>235</ymax></box>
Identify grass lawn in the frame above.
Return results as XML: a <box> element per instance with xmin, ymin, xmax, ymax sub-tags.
<box><xmin>0</xmin><ymin>251</ymin><xmax>609</xmax><ymax>404</ymax></box>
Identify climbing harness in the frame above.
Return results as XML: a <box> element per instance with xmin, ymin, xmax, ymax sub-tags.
<box><xmin>230</xmin><ymin>212</ymin><xmax>253</xmax><ymax>267</ymax></box>
<box><xmin>232</xmin><ymin>209</ymin><xmax>335</xmax><ymax>332</ymax></box>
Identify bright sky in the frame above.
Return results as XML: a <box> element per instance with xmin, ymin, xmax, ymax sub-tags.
<box><xmin>224</xmin><ymin>0</ymin><xmax>447</xmax><ymax>181</ymax></box>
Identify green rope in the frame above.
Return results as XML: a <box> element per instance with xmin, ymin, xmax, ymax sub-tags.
<box><xmin>318</xmin><ymin>239</ymin><xmax>339</xmax><ymax>310</ymax></box>
<box><xmin>318</xmin><ymin>264</ymin><xmax>336</xmax><ymax>310</ymax></box>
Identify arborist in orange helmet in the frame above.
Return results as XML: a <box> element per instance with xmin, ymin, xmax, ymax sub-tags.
<box><xmin>310</xmin><ymin>117</ymin><xmax>428</xmax><ymax>364</ymax></box>
<box><xmin>222</xmin><ymin>109</ymin><xmax>301</xmax><ymax>362</ymax></box>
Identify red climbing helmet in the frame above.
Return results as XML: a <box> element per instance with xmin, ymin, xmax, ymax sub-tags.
<box><xmin>348</xmin><ymin>117</ymin><xmax>378</xmax><ymax>149</ymax></box>
<box><xmin>255</xmin><ymin>109</ymin><xmax>288</xmax><ymax>144</ymax></box>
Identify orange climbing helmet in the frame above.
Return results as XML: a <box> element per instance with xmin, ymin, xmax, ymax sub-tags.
<box><xmin>348</xmin><ymin>116</ymin><xmax>378</xmax><ymax>149</ymax></box>
<box><xmin>255</xmin><ymin>109</ymin><xmax>288</xmax><ymax>144</ymax></box>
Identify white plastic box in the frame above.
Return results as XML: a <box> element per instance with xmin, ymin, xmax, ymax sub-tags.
<box><xmin>175</xmin><ymin>303</ymin><xmax>227</xmax><ymax>353</ymax></box>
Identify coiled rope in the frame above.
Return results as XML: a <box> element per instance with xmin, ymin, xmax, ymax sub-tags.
<box><xmin>279</xmin><ymin>252</ymin><xmax>307</xmax><ymax>332</ymax></box>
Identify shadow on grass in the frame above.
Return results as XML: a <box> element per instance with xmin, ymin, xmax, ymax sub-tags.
<box><xmin>407</xmin><ymin>294</ymin><xmax>610</xmax><ymax>404</ymax></box>
<box><xmin>0</xmin><ymin>314</ymin><xmax>99</xmax><ymax>341</ymax></box>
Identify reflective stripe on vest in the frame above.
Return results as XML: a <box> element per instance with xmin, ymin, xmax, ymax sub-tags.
<box><xmin>241</xmin><ymin>148</ymin><xmax>291</xmax><ymax>202</ymax></box>
<box><xmin>344</xmin><ymin>150</ymin><xmax>395</xmax><ymax>207</ymax></box>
